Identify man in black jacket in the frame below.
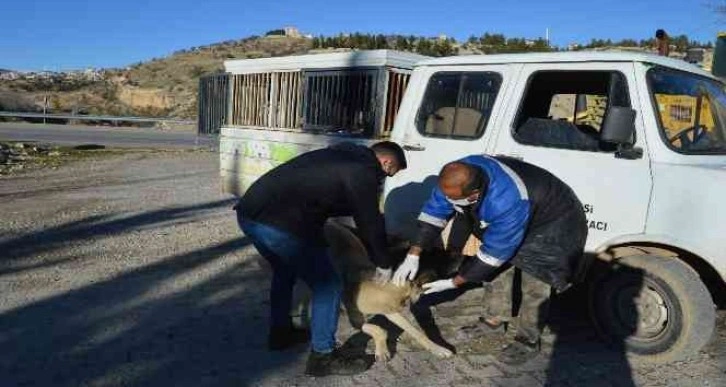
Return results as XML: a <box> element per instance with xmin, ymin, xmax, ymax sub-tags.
<box><xmin>235</xmin><ymin>141</ymin><xmax>406</xmax><ymax>377</ymax></box>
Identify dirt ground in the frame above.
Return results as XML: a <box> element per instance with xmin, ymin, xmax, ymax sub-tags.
<box><xmin>0</xmin><ymin>150</ymin><xmax>724</xmax><ymax>386</ymax></box>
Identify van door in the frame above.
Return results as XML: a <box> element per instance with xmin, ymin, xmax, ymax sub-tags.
<box><xmin>384</xmin><ymin>64</ymin><xmax>517</xmax><ymax>240</ymax></box>
<box><xmin>492</xmin><ymin>62</ymin><xmax>652</xmax><ymax>251</ymax></box>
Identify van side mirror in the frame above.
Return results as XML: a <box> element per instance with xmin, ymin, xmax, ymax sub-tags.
<box><xmin>600</xmin><ymin>106</ymin><xmax>643</xmax><ymax>160</ymax></box>
<box><xmin>600</xmin><ymin>106</ymin><xmax>636</xmax><ymax>145</ymax></box>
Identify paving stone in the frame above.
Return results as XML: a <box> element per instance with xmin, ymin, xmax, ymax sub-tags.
<box><xmin>384</xmin><ymin>357</ymin><xmax>412</xmax><ymax>377</ymax></box>
<box><xmin>462</xmin><ymin>364</ymin><xmax>505</xmax><ymax>380</ymax></box>
<box><xmin>518</xmin><ymin>358</ymin><xmax>551</xmax><ymax>373</ymax></box>
<box><xmin>350</xmin><ymin>372</ymin><xmax>384</xmax><ymax>386</ymax></box>
<box><xmin>491</xmin><ymin>374</ymin><xmax>544</xmax><ymax>387</ymax></box>
<box><xmin>2</xmin><ymin>150</ymin><xmax>725</xmax><ymax>387</ymax></box>
<box><xmin>527</xmin><ymin>370</ymin><xmax>548</xmax><ymax>384</ymax></box>
<box><xmin>465</xmin><ymin>354</ymin><xmax>499</xmax><ymax>365</ymax></box>
<box><xmin>457</xmin><ymin>306</ymin><xmax>485</xmax><ymax>316</ymax></box>
<box><xmin>435</xmin><ymin>315</ymin><xmax>480</xmax><ymax>327</ymax></box>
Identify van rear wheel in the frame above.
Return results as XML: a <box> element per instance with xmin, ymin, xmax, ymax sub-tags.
<box><xmin>588</xmin><ymin>254</ymin><xmax>715</xmax><ymax>363</ymax></box>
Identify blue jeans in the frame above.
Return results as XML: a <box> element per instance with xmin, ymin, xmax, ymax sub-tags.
<box><xmin>237</xmin><ymin>217</ymin><xmax>342</xmax><ymax>353</ymax></box>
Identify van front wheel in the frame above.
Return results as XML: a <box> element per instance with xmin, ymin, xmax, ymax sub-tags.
<box><xmin>588</xmin><ymin>254</ymin><xmax>715</xmax><ymax>363</ymax></box>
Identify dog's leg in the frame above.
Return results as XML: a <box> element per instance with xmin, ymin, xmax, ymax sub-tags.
<box><xmin>361</xmin><ymin>322</ymin><xmax>390</xmax><ymax>362</ymax></box>
<box><xmin>290</xmin><ymin>282</ymin><xmax>312</xmax><ymax>329</ymax></box>
<box><xmin>384</xmin><ymin>313</ymin><xmax>454</xmax><ymax>358</ymax></box>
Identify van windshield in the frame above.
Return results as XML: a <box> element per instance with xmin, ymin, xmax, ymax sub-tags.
<box><xmin>648</xmin><ymin>68</ymin><xmax>726</xmax><ymax>155</ymax></box>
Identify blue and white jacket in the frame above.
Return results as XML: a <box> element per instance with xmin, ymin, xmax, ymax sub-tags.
<box><xmin>416</xmin><ymin>155</ymin><xmax>531</xmax><ymax>282</ymax></box>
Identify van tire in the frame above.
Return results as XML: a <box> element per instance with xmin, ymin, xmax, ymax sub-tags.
<box><xmin>588</xmin><ymin>254</ymin><xmax>715</xmax><ymax>363</ymax></box>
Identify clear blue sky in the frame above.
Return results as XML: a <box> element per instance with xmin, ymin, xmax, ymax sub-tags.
<box><xmin>1</xmin><ymin>0</ymin><xmax>723</xmax><ymax>71</ymax></box>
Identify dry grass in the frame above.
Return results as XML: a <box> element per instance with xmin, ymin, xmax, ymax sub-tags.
<box><xmin>116</xmin><ymin>36</ymin><xmax>312</xmax><ymax>117</ymax></box>
<box><xmin>0</xmin><ymin>36</ymin><xmax>312</xmax><ymax>119</ymax></box>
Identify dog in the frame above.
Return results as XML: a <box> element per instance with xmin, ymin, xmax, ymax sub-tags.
<box><xmin>321</xmin><ymin>220</ymin><xmax>454</xmax><ymax>361</ymax></box>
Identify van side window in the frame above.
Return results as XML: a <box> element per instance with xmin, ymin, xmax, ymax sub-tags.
<box><xmin>416</xmin><ymin>72</ymin><xmax>502</xmax><ymax>139</ymax></box>
<box><xmin>514</xmin><ymin>71</ymin><xmax>631</xmax><ymax>151</ymax></box>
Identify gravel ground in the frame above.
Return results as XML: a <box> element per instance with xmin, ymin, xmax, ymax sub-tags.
<box><xmin>0</xmin><ymin>150</ymin><xmax>724</xmax><ymax>387</ymax></box>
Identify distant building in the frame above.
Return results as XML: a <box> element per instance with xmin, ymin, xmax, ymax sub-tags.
<box><xmin>284</xmin><ymin>26</ymin><xmax>301</xmax><ymax>38</ymax></box>
<box><xmin>0</xmin><ymin>70</ymin><xmax>20</xmax><ymax>81</ymax></box>
<box><xmin>685</xmin><ymin>48</ymin><xmax>705</xmax><ymax>64</ymax></box>
<box><xmin>82</xmin><ymin>68</ymin><xmax>102</xmax><ymax>81</ymax></box>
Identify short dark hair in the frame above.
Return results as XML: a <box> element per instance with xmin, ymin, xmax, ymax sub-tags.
<box><xmin>439</xmin><ymin>162</ymin><xmax>485</xmax><ymax>195</ymax></box>
<box><xmin>655</xmin><ymin>29</ymin><xmax>667</xmax><ymax>39</ymax></box>
<box><xmin>370</xmin><ymin>141</ymin><xmax>407</xmax><ymax>169</ymax></box>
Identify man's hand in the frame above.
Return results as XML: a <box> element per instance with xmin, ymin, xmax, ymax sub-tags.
<box><xmin>392</xmin><ymin>254</ymin><xmax>420</xmax><ymax>286</ymax></box>
<box><xmin>373</xmin><ymin>267</ymin><xmax>392</xmax><ymax>285</ymax></box>
<box><xmin>421</xmin><ymin>278</ymin><xmax>457</xmax><ymax>295</ymax></box>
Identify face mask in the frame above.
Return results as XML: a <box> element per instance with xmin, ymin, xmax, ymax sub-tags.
<box><xmin>446</xmin><ymin>197</ymin><xmax>477</xmax><ymax>206</ymax></box>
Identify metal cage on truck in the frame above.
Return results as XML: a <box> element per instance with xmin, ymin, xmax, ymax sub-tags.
<box><xmin>218</xmin><ymin>50</ymin><xmax>428</xmax><ymax>196</ymax></box>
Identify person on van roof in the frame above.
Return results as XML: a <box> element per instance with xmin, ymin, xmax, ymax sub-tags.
<box><xmin>392</xmin><ymin>154</ymin><xmax>588</xmax><ymax>365</ymax></box>
<box><xmin>234</xmin><ymin>141</ymin><xmax>406</xmax><ymax>377</ymax></box>
<box><xmin>655</xmin><ymin>29</ymin><xmax>670</xmax><ymax>57</ymax></box>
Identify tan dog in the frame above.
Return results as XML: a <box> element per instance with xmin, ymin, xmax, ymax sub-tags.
<box><xmin>322</xmin><ymin>220</ymin><xmax>454</xmax><ymax>361</ymax></box>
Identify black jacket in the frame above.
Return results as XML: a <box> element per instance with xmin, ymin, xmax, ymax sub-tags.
<box><xmin>236</xmin><ymin>142</ymin><xmax>391</xmax><ymax>268</ymax></box>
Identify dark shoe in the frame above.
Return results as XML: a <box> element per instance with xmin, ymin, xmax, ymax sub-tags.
<box><xmin>268</xmin><ymin>326</ymin><xmax>310</xmax><ymax>351</ymax></box>
<box><xmin>305</xmin><ymin>348</ymin><xmax>371</xmax><ymax>377</ymax></box>
<box><xmin>496</xmin><ymin>337</ymin><xmax>540</xmax><ymax>365</ymax></box>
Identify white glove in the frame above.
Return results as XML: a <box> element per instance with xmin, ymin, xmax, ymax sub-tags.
<box><xmin>421</xmin><ymin>279</ymin><xmax>457</xmax><ymax>295</ymax></box>
<box><xmin>373</xmin><ymin>267</ymin><xmax>392</xmax><ymax>285</ymax></box>
<box><xmin>393</xmin><ymin>254</ymin><xmax>420</xmax><ymax>286</ymax></box>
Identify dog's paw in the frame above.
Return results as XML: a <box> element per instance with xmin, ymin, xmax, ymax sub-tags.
<box><xmin>428</xmin><ymin>345</ymin><xmax>454</xmax><ymax>359</ymax></box>
<box><xmin>375</xmin><ymin>347</ymin><xmax>391</xmax><ymax>362</ymax></box>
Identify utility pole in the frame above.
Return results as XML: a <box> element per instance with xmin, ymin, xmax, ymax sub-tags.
<box><xmin>546</xmin><ymin>28</ymin><xmax>550</xmax><ymax>47</ymax></box>
<box><xmin>42</xmin><ymin>66</ymin><xmax>48</xmax><ymax>124</ymax></box>
<box><xmin>43</xmin><ymin>94</ymin><xmax>48</xmax><ymax>124</ymax></box>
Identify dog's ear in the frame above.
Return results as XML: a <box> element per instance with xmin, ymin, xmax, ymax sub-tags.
<box><xmin>408</xmin><ymin>270</ymin><xmax>438</xmax><ymax>304</ymax></box>
<box><xmin>413</xmin><ymin>270</ymin><xmax>438</xmax><ymax>287</ymax></box>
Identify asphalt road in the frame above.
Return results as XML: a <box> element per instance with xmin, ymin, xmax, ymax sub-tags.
<box><xmin>1</xmin><ymin>151</ymin><xmax>724</xmax><ymax>386</ymax></box>
<box><xmin>0</xmin><ymin>122</ymin><xmax>214</xmax><ymax>148</ymax></box>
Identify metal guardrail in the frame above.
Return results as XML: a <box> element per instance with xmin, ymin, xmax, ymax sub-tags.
<box><xmin>0</xmin><ymin>111</ymin><xmax>195</xmax><ymax>125</ymax></box>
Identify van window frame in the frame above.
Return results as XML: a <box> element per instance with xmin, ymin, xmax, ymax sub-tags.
<box><xmin>510</xmin><ymin>69</ymin><xmax>633</xmax><ymax>153</ymax></box>
<box><xmin>415</xmin><ymin>70</ymin><xmax>503</xmax><ymax>141</ymax></box>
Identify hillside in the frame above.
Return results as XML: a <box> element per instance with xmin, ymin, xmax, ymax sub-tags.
<box><xmin>117</xmin><ymin>35</ymin><xmax>312</xmax><ymax>117</ymax></box>
<box><xmin>0</xmin><ymin>32</ymin><xmax>715</xmax><ymax>121</ymax></box>
<box><xmin>0</xmin><ymin>36</ymin><xmax>312</xmax><ymax>120</ymax></box>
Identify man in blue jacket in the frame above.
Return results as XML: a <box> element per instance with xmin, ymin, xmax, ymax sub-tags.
<box><xmin>392</xmin><ymin>154</ymin><xmax>587</xmax><ymax>364</ymax></box>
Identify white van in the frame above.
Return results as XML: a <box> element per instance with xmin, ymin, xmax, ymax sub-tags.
<box><xmin>383</xmin><ymin>51</ymin><xmax>725</xmax><ymax>362</ymax></box>
<box><xmin>219</xmin><ymin>50</ymin><xmax>726</xmax><ymax>362</ymax></box>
